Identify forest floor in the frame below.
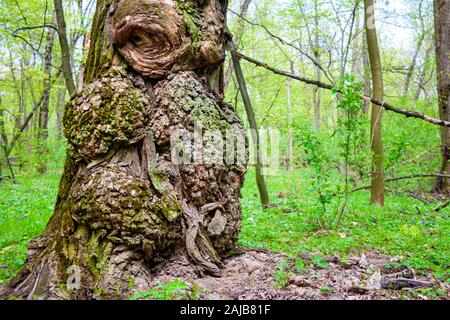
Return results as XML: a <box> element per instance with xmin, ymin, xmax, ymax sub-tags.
<box><xmin>0</xmin><ymin>167</ymin><xmax>449</xmax><ymax>300</ymax></box>
<box><xmin>149</xmin><ymin>249</ymin><xmax>449</xmax><ymax>300</ymax></box>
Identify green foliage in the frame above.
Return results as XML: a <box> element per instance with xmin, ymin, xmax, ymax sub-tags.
<box><xmin>297</xmin><ymin>125</ymin><xmax>335</xmax><ymax>228</ymax></box>
<box><xmin>130</xmin><ymin>279</ymin><xmax>189</xmax><ymax>300</ymax></box>
<box><xmin>320</xmin><ymin>286</ymin><xmax>334</xmax><ymax>294</ymax></box>
<box><xmin>310</xmin><ymin>256</ymin><xmax>329</xmax><ymax>269</ymax></box>
<box><xmin>274</xmin><ymin>261</ymin><xmax>292</xmax><ymax>289</ymax></box>
<box><xmin>0</xmin><ymin>173</ymin><xmax>60</xmax><ymax>284</ymax></box>
<box><xmin>239</xmin><ymin>168</ymin><xmax>450</xmax><ymax>284</ymax></box>
<box><xmin>333</xmin><ymin>75</ymin><xmax>369</xmax><ymax>187</ymax></box>
<box><xmin>294</xmin><ymin>258</ymin><xmax>307</xmax><ymax>272</ymax></box>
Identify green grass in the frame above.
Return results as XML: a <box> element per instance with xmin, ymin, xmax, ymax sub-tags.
<box><xmin>0</xmin><ymin>173</ymin><xmax>60</xmax><ymax>282</ymax></box>
<box><xmin>0</xmin><ymin>167</ymin><xmax>448</xmax><ymax>289</ymax></box>
<box><xmin>239</xmin><ymin>168</ymin><xmax>450</xmax><ymax>280</ymax></box>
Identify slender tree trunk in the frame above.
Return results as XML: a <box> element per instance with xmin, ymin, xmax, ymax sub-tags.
<box><xmin>54</xmin><ymin>0</ymin><xmax>76</xmax><ymax>96</ymax></box>
<box><xmin>414</xmin><ymin>41</ymin><xmax>434</xmax><ymax>101</ymax></box>
<box><xmin>287</xmin><ymin>61</ymin><xmax>294</xmax><ymax>171</ymax></box>
<box><xmin>364</xmin><ymin>0</ymin><xmax>385</xmax><ymax>207</ymax></box>
<box><xmin>313</xmin><ymin>0</ymin><xmax>321</xmax><ymax>131</ymax></box>
<box><xmin>0</xmin><ymin>98</ymin><xmax>4</xmax><ymax>180</ymax></box>
<box><xmin>223</xmin><ymin>0</ymin><xmax>252</xmax><ymax>90</ymax></box>
<box><xmin>8</xmin><ymin>52</ymin><xmax>25</xmax><ymax>131</ymax></box>
<box><xmin>434</xmin><ymin>0</ymin><xmax>450</xmax><ymax>195</ymax></box>
<box><xmin>351</xmin><ymin>6</ymin><xmax>361</xmax><ymax>77</ymax></box>
<box><xmin>55</xmin><ymin>78</ymin><xmax>66</xmax><ymax>139</ymax></box>
<box><xmin>404</xmin><ymin>32</ymin><xmax>425</xmax><ymax>96</ymax></box>
<box><xmin>362</xmin><ymin>28</ymin><xmax>371</xmax><ymax>114</ymax></box>
<box><xmin>231</xmin><ymin>47</ymin><xmax>269</xmax><ymax>207</ymax></box>
<box><xmin>37</xmin><ymin>25</ymin><xmax>56</xmax><ymax>174</ymax></box>
<box><xmin>1</xmin><ymin>0</ymin><xmax>246</xmax><ymax>299</ymax></box>
<box><xmin>0</xmin><ymin>101</ymin><xmax>15</xmax><ymax>183</ymax></box>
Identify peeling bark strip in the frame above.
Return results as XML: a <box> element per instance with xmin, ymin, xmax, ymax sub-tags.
<box><xmin>0</xmin><ymin>0</ymin><xmax>247</xmax><ymax>300</ymax></box>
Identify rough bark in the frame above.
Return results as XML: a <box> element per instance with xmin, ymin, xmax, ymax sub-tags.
<box><xmin>1</xmin><ymin>0</ymin><xmax>246</xmax><ymax>300</ymax></box>
<box><xmin>434</xmin><ymin>0</ymin><xmax>450</xmax><ymax>195</ymax></box>
<box><xmin>364</xmin><ymin>0</ymin><xmax>385</xmax><ymax>207</ymax></box>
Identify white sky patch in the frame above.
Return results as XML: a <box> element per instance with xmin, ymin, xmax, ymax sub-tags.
<box><xmin>377</xmin><ymin>0</ymin><xmax>415</xmax><ymax>55</ymax></box>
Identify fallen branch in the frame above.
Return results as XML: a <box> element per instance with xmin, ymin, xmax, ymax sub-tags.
<box><xmin>434</xmin><ymin>201</ymin><xmax>450</xmax><ymax>212</ymax></box>
<box><xmin>351</xmin><ymin>174</ymin><xmax>450</xmax><ymax>193</ymax></box>
<box><xmin>381</xmin><ymin>278</ymin><xmax>436</xmax><ymax>290</ymax></box>
<box><xmin>0</xmin><ymin>175</ymin><xmax>12</xmax><ymax>182</ymax></box>
<box><xmin>231</xmin><ymin>50</ymin><xmax>450</xmax><ymax>128</ymax></box>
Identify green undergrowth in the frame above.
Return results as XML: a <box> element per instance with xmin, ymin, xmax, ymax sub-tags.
<box><xmin>0</xmin><ymin>168</ymin><xmax>448</xmax><ymax>295</ymax></box>
<box><xmin>239</xmin><ymin>168</ymin><xmax>450</xmax><ymax>282</ymax></box>
<box><xmin>0</xmin><ymin>173</ymin><xmax>60</xmax><ymax>283</ymax></box>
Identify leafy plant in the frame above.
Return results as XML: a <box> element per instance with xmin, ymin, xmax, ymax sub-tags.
<box><xmin>332</xmin><ymin>75</ymin><xmax>367</xmax><ymax>228</ymax></box>
<box><xmin>294</xmin><ymin>258</ymin><xmax>307</xmax><ymax>272</ymax></box>
<box><xmin>130</xmin><ymin>279</ymin><xmax>189</xmax><ymax>300</ymax></box>
<box><xmin>298</xmin><ymin>126</ymin><xmax>335</xmax><ymax>229</ymax></box>
<box><xmin>274</xmin><ymin>261</ymin><xmax>292</xmax><ymax>289</ymax></box>
<box><xmin>311</xmin><ymin>256</ymin><xmax>329</xmax><ymax>269</ymax></box>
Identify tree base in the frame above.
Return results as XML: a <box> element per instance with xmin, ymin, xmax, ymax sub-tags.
<box><xmin>0</xmin><ymin>70</ymin><xmax>247</xmax><ymax>300</ymax></box>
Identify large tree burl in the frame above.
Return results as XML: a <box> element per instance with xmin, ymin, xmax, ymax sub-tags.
<box><xmin>0</xmin><ymin>0</ymin><xmax>246</xmax><ymax>299</ymax></box>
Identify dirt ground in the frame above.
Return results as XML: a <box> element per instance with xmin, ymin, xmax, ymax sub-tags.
<box><xmin>149</xmin><ymin>249</ymin><xmax>449</xmax><ymax>300</ymax></box>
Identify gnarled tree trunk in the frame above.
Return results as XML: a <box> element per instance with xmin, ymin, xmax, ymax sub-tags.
<box><xmin>0</xmin><ymin>0</ymin><xmax>247</xmax><ymax>300</ymax></box>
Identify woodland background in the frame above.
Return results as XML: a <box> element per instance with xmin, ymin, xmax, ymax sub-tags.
<box><xmin>0</xmin><ymin>0</ymin><xmax>448</xmax><ymax>299</ymax></box>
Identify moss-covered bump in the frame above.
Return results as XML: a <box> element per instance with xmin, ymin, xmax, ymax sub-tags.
<box><xmin>63</xmin><ymin>67</ymin><xmax>150</xmax><ymax>161</ymax></box>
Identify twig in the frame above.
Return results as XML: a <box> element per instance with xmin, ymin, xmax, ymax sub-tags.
<box><xmin>227</xmin><ymin>9</ymin><xmax>335</xmax><ymax>84</ymax></box>
<box><xmin>351</xmin><ymin>174</ymin><xmax>450</xmax><ymax>193</ymax></box>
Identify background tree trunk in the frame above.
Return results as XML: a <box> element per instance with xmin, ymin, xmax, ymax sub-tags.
<box><xmin>231</xmin><ymin>48</ymin><xmax>270</xmax><ymax>207</ymax></box>
<box><xmin>37</xmin><ymin>25</ymin><xmax>56</xmax><ymax>174</ymax></box>
<box><xmin>362</xmin><ymin>30</ymin><xmax>371</xmax><ymax>114</ymax></box>
<box><xmin>313</xmin><ymin>0</ymin><xmax>321</xmax><ymax>131</ymax></box>
<box><xmin>434</xmin><ymin>0</ymin><xmax>450</xmax><ymax>196</ymax></box>
<box><xmin>364</xmin><ymin>0</ymin><xmax>385</xmax><ymax>207</ymax></box>
<box><xmin>54</xmin><ymin>0</ymin><xmax>76</xmax><ymax>96</ymax></box>
<box><xmin>223</xmin><ymin>0</ymin><xmax>252</xmax><ymax>90</ymax></box>
<box><xmin>1</xmin><ymin>0</ymin><xmax>247</xmax><ymax>300</ymax></box>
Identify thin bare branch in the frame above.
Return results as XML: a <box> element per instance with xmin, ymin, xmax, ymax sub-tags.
<box><xmin>231</xmin><ymin>50</ymin><xmax>450</xmax><ymax>128</ymax></box>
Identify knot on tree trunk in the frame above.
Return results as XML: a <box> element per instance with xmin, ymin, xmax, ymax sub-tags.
<box><xmin>111</xmin><ymin>0</ymin><xmax>225</xmax><ymax>78</ymax></box>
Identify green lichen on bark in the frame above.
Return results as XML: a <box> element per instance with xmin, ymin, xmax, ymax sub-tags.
<box><xmin>69</xmin><ymin>164</ymin><xmax>178</xmax><ymax>248</ymax></box>
<box><xmin>63</xmin><ymin>67</ymin><xmax>150</xmax><ymax>161</ymax></box>
<box><xmin>152</xmin><ymin>72</ymin><xmax>239</xmax><ymax>136</ymax></box>
<box><xmin>176</xmin><ymin>0</ymin><xmax>203</xmax><ymax>53</ymax></box>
